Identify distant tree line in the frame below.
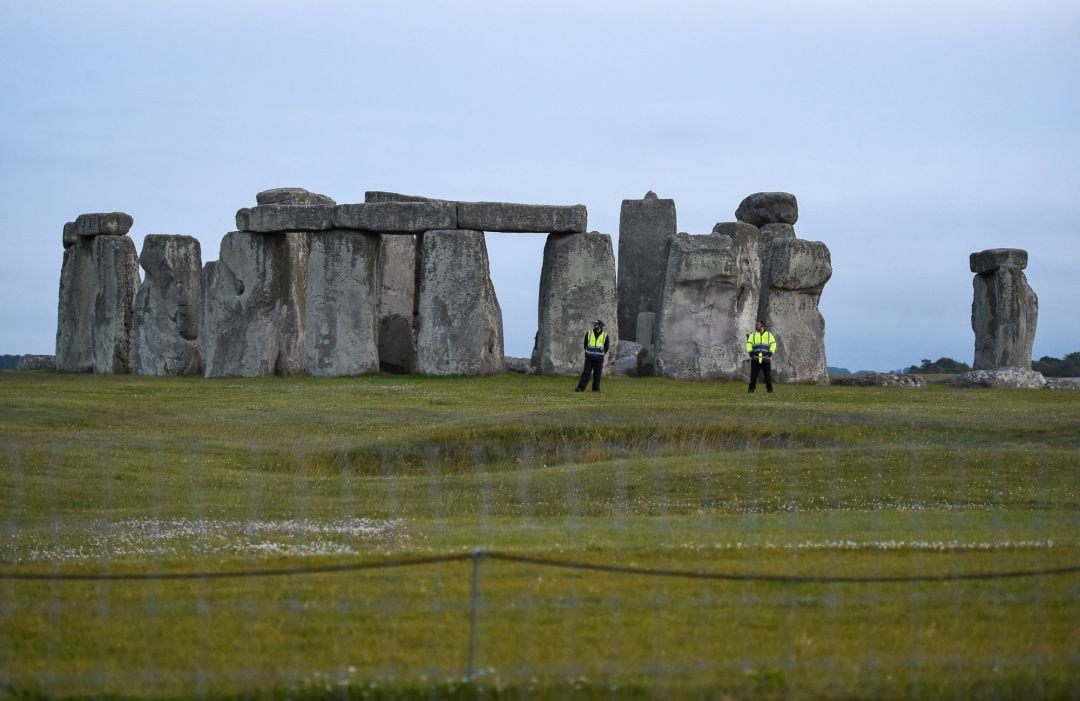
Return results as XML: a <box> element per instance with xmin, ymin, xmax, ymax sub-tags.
<box><xmin>904</xmin><ymin>353</ymin><xmax>1079</xmax><ymax>377</ymax></box>
<box><xmin>904</xmin><ymin>357</ymin><xmax>971</xmax><ymax>374</ymax></box>
<box><xmin>0</xmin><ymin>354</ymin><xmax>20</xmax><ymax>370</ymax></box>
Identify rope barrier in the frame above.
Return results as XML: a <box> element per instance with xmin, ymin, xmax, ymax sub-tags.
<box><xmin>1</xmin><ymin>550</ymin><xmax>1077</xmax><ymax>584</ymax></box>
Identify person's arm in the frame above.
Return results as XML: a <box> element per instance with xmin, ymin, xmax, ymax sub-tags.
<box><xmin>746</xmin><ymin>334</ymin><xmax>754</xmax><ymax>355</ymax></box>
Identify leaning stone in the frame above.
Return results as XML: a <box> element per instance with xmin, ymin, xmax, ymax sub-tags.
<box><xmin>415</xmin><ymin>230</ymin><xmax>504</xmax><ymax>376</ymax></box>
<box><xmin>535</xmin><ymin>232</ymin><xmax>618</xmax><ymax>375</ymax></box>
<box><xmin>240</xmin><ymin>204</ymin><xmax>335</xmax><ymax>233</ymax></box>
<box><xmin>305</xmin><ymin>230</ymin><xmax>381</xmax><ymax>376</ymax></box>
<box><xmin>56</xmin><ymin>239</ymin><xmax>96</xmax><ymax>372</ymax></box>
<box><xmin>654</xmin><ymin>230</ymin><xmax>761</xmax><ymax>380</ymax></box>
<box><xmin>760</xmin><ymin>238</ymin><xmax>832</xmax><ymax>384</ymax></box>
<box><xmin>972</xmin><ymin>258</ymin><xmax>1037</xmax><ymax>370</ymax></box>
<box><xmin>333</xmin><ymin>202</ymin><xmax>458</xmax><ymax>232</ymax></box>
<box><xmin>948</xmin><ymin>367</ymin><xmax>1047</xmax><ymax>389</ymax></box>
<box><xmin>90</xmin><ymin>235</ymin><xmax>139</xmax><ymax>374</ymax></box>
<box><xmin>831</xmin><ymin>373</ymin><xmax>926</xmax><ymax>388</ymax></box>
<box><xmin>456</xmin><ymin>202</ymin><xmax>587</xmax><ymax>234</ymax></box>
<box><xmin>970</xmin><ymin>248</ymin><xmax>1027</xmax><ymax>274</ymax></box>
<box><xmin>73</xmin><ymin>212</ymin><xmax>134</xmax><ymax>237</ymax></box>
<box><xmin>618</xmin><ymin>192</ymin><xmax>677</xmax><ymax>340</ymax></box>
<box><xmin>735</xmin><ymin>192</ymin><xmax>798</xmax><ymax>227</ymax></box>
<box><xmin>132</xmin><ymin>235</ymin><xmax>204</xmax><ymax>376</ymax></box>
<box><xmin>15</xmin><ymin>355</ymin><xmax>56</xmax><ymax>371</ymax></box>
<box><xmin>1046</xmin><ymin>377</ymin><xmax>1080</xmax><ymax>390</ymax></box>
<box><xmin>256</xmin><ymin>188</ymin><xmax>336</xmax><ymax>206</ymax></box>
<box><xmin>63</xmin><ymin>222</ymin><xmax>77</xmax><ymax>248</ymax></box>
<box><xmin>202</xmin><ymin>231</ymin><xmax>309</xmax><ymax>377</ymax></box>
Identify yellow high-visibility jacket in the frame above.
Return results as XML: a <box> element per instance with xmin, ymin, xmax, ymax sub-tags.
<box><xmin>746</xmin><ymin>330</ymin><xmax>776</xmax><ymax>358</ymax></box>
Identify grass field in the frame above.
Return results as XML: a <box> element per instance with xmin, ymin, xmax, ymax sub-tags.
<box><xmin>1</xmin><ymin>371</ymin><xmax>1078</xmax><ymax>699</ymax></box>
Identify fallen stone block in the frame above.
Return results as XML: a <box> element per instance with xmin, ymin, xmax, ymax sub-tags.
<box><xmin>457</xmin><ymin>202</ymin><xmax>587</xmax><ymax>233</ymax></box>
<box><xmin>831</xmin><ymin>373</ymin><xmax>926</xmax><ymax>388</ymax></box>
<box><xmin>948</xmin><ymin>367</ymin><xmax>1047</xmax><ymax>389</ymax></box>
<box><xmin>15</xmin><ymin>355</ymin><xmax>56</xmax><ymax>371</ymax></box>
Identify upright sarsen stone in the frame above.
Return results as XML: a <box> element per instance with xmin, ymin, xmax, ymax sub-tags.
<box><xmin>56</xmin><ymin>237</ymin><xmax>96</xmax><ymax>372</ymax></box>
<box><xmin>761</xmin><ymin>238</ymin><xmax>832</xmax><ymax>384</ymax></box>
<box><xmin>617</xmin><ymin>192</ymin><xmax>677</xmax><ymax>340</ymax></box>
<box><xmin>305</xmin><ymin>231</ymin><xmax>380</xmax><ymax>376</ymax></box>
<box><xmin>133</xmin><ymin>235</ymin><xmax>204</xmax><ymax>375</ymax></box>
<box><xmin>653</xmin><ymin>230</ymin><xmax>761</xmax><ymax>379</ymax></box>
<box><xmin>536</xmin><ymin>232</ymin><xmax>618</xmax><ymax>375</ymax></box>
<box><xmin>202</xmin><ymin>231</ymin><xmax>309</xmax><ymax>377</ymax></box>
<box><xmin>415</xmin><ymin>230</ymin><xmax>504</xmax><ymax>376</ymax></box>
<box><xmin>91</xmin><ymin>235</ymin><xmax>140</xmax><ymax>374</ymax></box>
<box><xmin>970</xmin><ymin>248</ymin><xmax>1037</xmax><ymax>370</ymax></box>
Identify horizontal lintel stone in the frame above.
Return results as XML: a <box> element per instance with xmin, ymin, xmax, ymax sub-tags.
<box><xmin>456</xmin><ymin>202</ymin><xmax>587</xmax><ymax>234</ymax></box>
<box><xmin>970</xmin><ymin>248</ymin><xmax>1028</xmax><ymax>274</ymax></box>
<box><xmin>240</xmin><ymin>204</ymin><xmax>336</xmax><ymax>233</ymax></box>
<box><xmin>333</xmin><ymin>202</ymin><xmax>458</xmax><ymax>232</ymax></box>
<box><xmin>73</xmin><ymin>212</ymin><xmax>134</xmax><ymax>237</ymax></box>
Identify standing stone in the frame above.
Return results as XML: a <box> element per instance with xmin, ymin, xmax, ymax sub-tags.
<box><xmin>653</xmin><ymin>230</ymin><xmax>761</xmax><ymax>379</ymax></box>
<box><xmin>305</xmin><ymin>231</ymin><xmax>381</xmax><ymax>376</ymax></box>
<box><xmin>535</xmin><ymin>232</ymin><xmax>618</xmax><ymax>375</ymax></box>
<box><xmin>735</xmin><ymin>192</ymin><xmax>799</xmax><ymax>227</ymax></box>
<box><xmin>133</xmin><ymin>235</ymin><xmax>204</xmax><ymax>375</ymax></box>
<box><xmin>617</xmin><ymin>191</ymin><xmax>677</xmax><ymax>341</ymax></box>
<box><xmin>91</xmin><ymin>235</ymin><xmax>140</xmax><ymax>374</ymax></box>
<box><xmin>970</xmin><ymin>248</ymin><xmax>1037</xmax><ymax>370</ymax></box>
<box><xmin>415</xmin><ymin>230</ymin><xmax>504</xmax><ymax>376</ymax></box>
<box><xmin>56</xmin><ymin>238</ymin><xmax>96</xmax><ymax>372</ymax></box>
<box><xmin>761</xmin><ymin>238</ymin><xmax>832</xmax><ymax>384</ymax></box>
<box><xmin>202</xmin><ymin>231</ymin><xmax>309</xmax><ymax>377</ymax></box>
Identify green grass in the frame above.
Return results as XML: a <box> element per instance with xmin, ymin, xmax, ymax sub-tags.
<box><xmin>1</xmin><ymin>371</ymin><xmax>1078</xmax><ymax>699</ymax></box>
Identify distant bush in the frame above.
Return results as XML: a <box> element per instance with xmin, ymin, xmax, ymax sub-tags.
<box><xmin>905</xmin><ymin>357</ymin><xmax>972</xmax><ymax>374</ymax></box>
<box><xmin>1033</xmin><ymin>352</ymin><xmax>1080</xmax><ymax>377</ymax></box>
<box><xmin>0</xmin><ymin>354</ymin><xmax>21</xmax><ymax>370</ymax></box>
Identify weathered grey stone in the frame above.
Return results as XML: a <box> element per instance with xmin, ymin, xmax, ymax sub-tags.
<box><xmin>971</xmin><ymin>251</ymin><xmax>1037</xmax><ymax>371</ymax></box>
<box><xmin>63</xmin><ymin>222</ymin><xmax>77</xmax><ymax>248</ymax></box>
<box><xmin>711</xmin><ymin>221</ymin><xmax>760</xmax><ymax>239</ymax></box>
<box><xmin>611</xmin><ymin>340</ymin><xmax>644</xmax><ymax>377</ymax></box>
<box><xmin>617</xmin><ymin>192</ymin><xmax>677</xmax><ymax>340</ymax></box>
<box><xmin>90</xmin><ymin>235</ymin><xmax>139</xmax><ymax>374</ymax></box>
<box><xmin>304</xmin><ymin>230</ymin><xmax>381</xmax><ymax>376</ymax></box>
<box><xmin>15</xmin><ymin>355</ymin><xmax>56</xmax><ymax>371</ymax></box>
<box><xmin>333</xmin><ymin>202</ymin><xmax>457</xmax><ymax>232</ymax></box>
<box><xmin>504</xmin><ymin>356</ymin><xmax>534</xmax><ymax>374</ymax></box>
<box><xmin>415</xmin><ymin>230</ymin><xmax>504</xmax><ymax>376</ymax></box>
<box><xmin>202</xmin><ymin>231</ymin><xmax>309</xmax><ymax>377</ymax></box>
<box><xmin>239</xmin><ymin>205</ymin><xmax>335</xmax><ymax>233</ymax></box>
<box><xmin>73</xmin><ymin>212</ymin><xmax>134</xmax><ymax>237</ymax></box>
<box><xmin>256</xmin><ymin>188</ymin><xmax>336</xmax><ymax>206</ymax></box>
<box><xmin>760</xmin><ymin>223</ymin><xmax>796</xmax><ymax>241</ymax></box>
<box><xmin>735</xmin><ymin>192</ymin><xmax>798</xmax><ymax>227</ymax></box>
<box><xmin>948</xmin><ymin>367</ymin><xmax>1047</xmax><ymax>389</ymax></box>
<box><xmin>970</xmin><ymin>248</ymin><xmax>1027</xmax><ymax>274</ymax></box>
<box><xmin>235</xmin><ymin>208</ymin><xmax>251</xmax><ymax>231</ymax></box>
<box><xmin>364</xmin><ymin>191</ymin><xmax>451</xmax><ymax>204</ymax></box>
<box><xmin>653</xmin><ymin>230</ymin><xmax>761</xmax><ymax>380</ymax></box>
<box><xmin>636</xmin><ymin>311</ymin><xmax>656</xmax><ymax>351</ymax></box>
<box><xmin>1046</xmin><ymin>377</ymin><xmax>1080</xmax><ymax>390</ymax></box>
<box><xmin>831</xmin><ymin>373</ymin><xmax>926</xmax><ymax>388</ymax></box>
<box><xmin>760</xmin><ymin>238</ymin><xmax>832</xmax><ymax>384</ymax></box>
<box><xmin>133</xmin><ymin>235</ymin><xmax>204</xmax><ymax>376</ymax></box>
<box><xmin>456</xmin><ymin>202</ymin><xmax>587</xmax><ymax>234</ymax></box>
<box><xmin>535</xmin><ymin>232</ymin><xmax>618</xmax><ymax>375</ymax></box>
<box><xmin>56</xmin><ymin>238</ymin><xmax>96</xmax><ymax>372</ymax></box>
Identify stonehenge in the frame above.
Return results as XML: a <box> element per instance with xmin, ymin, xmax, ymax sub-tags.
<box><xmin>970</xmin><ymin>248</ymin><xmax>1038</xmax><ymax>371</ymax></box>
<box><xmin>54</xmin><ymin>187</ymin><xmax>849</xmax><ymax>383</ymax></box>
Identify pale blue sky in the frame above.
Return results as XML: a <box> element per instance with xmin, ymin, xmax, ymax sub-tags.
<box><xmin>2</xmin><ymin>0</ymin><xmax>1077</xmax><ymax>371</ymax></box>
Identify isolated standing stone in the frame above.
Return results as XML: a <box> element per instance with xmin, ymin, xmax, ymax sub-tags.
<box><xmin>202</xmin><ymin>231</ymin><xmax>309</xmax><ymax>377</ymax></box>
<box><xmin>91</xmin><ymin>235</ymin><xmax>140</xmax><ymax>374</ymax></box>
<box><xmin>415</xmin><ymin>230</ymin><xmax>504</xmax><ymax>376</ymax></box>
<box><xmin>305</xmin><ymin>231</ymin><xmax>381</xmax><ymax>376</ymax></box>
<box><xmin>970</xmin><ymin>248</ymin><xmax>1038</xmax><ymax>370</ymax></box>
<box><xmin>535</xmin><ymin>232</ymin><xmax>618</xmax><ymax>375</ymax></box>
<box><xmin>133</xmin><ymin>235</ymin><xmax>204</xmax><ymax>376</ymax></box>
<box><xmin>760</xmin><ymin>238</ymin><xmax>832</xmax><ymax>384</ymax></box>
<box><xmin>735</xmin><ymin>192</ymin><xmax>798</xmax><ymax>227</ymax></box>
<box><xmin>653</xmin><ymin>230</ymin><xmax>761</xmax><ymax>379</ymax></box>
<box><xmin>618</xmin><ymin>192</ymin><xmax>677</xmax><ymax>340</ymax></box>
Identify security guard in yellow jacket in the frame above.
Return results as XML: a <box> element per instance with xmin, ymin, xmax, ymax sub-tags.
<box><xmin>746</xmin><ymin>320</ymin><xmax>776</xmax><ymax>393</ymax></box>
<box><xmin>575</xmin><ymin>319</ymin><xmax>609</xmax><ymax>392</ymax></box>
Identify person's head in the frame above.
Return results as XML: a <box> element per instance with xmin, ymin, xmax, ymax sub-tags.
<box><xmin>755</xmin><ymin>320</ymin><xmax>765</xmax><ymax>332</ymax></box>
<box><xmin>593</xmin><ymin>319</ymin><xmax>604</xmax><ymax>332</ymax></box>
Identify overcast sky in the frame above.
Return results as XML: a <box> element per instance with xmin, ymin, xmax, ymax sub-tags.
<box><xmin>2</xmin><ymin>0</ymin><xmax>1077</xmax><ymax>372</ymax></box>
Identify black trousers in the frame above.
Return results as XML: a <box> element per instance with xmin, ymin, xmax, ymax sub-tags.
<box><xmin>749</xmin><ymin>357</ymin><xmax>773</xmax><ymax>392</ymax></box>
<box><xmin>576</xmin><ymin>355</ymin><xmax>604</xmax><ymax>391</ymax></box>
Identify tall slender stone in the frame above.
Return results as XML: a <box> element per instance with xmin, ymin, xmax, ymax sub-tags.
<box><xmin>202</xmin><ymin>231</ymin><xmax>309</xmax><ymax>377</ymax></box>
<box><xmin>761</xmin><ymin>238</ymin><xmax>832</xmax><ymax>383</ymax></box>
<box><xmin>536</xmin><ymin>232</ymin><xmax>618</xmax><ymax>375</ymax></box>
<box><xmin>133</xmin><ymin>235</ymin><xmax>204</xmax><ymax>375</ymax></box>
<box><xmin>91</xmin><ymin>235</ymin><xmax>140</xmax><ymax>374</ymax></box>
<box><xmin>654</xmin><ymin>230</ymin><xmax>761</xmax><ymax>379</ymax></box>
<box><xmin>970</xmin><ymin>248</ymin><xmax>1037</xmax><ymax>370</ymax></box>
<box><xmin>305</xmin><ymin>231</ymin><xmax>381</xmax><ymax>376</ymax></box>
<box><xmin>56</xmin><ymin>237</ymin><xmax>96</xmax><ymax>372</ymax></box>
<box><xmin>617</xmin><ymin>192</ymin><xmax>676</xmax><ymax>341</ymax></box>
<box><xmin>415</xmin><ymin>230</ymin><xmax>504</xmax><ymax>376</ymax></box>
